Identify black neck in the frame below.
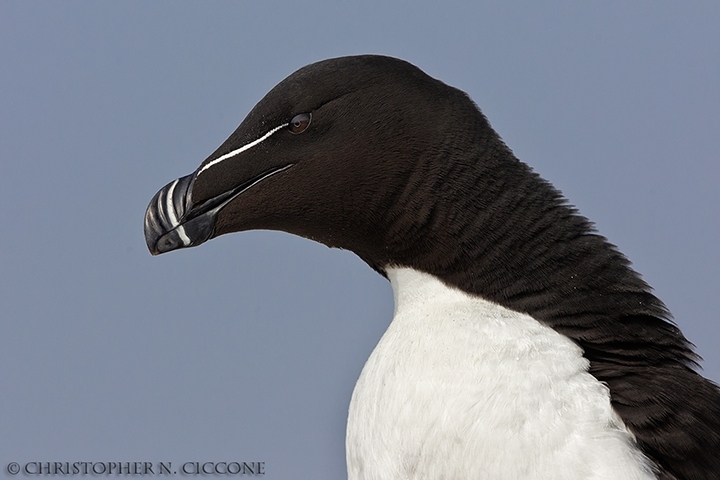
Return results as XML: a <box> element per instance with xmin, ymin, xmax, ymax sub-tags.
<box><xmin>354</xmin><ymin>111</ymin><xmax>719</xmax><ymax>479</ymax></box>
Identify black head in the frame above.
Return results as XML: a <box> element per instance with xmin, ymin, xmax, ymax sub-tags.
<box><xmin>144</xmin><ymin>55</ymin><xmax>493</xmax><ymax>270</ymax></box>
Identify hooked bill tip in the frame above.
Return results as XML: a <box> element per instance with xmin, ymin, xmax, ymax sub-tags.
<box><xmin>144</xmin><ymin>174</ymin><xmax>195</xmax><ymax>255</ymax></box>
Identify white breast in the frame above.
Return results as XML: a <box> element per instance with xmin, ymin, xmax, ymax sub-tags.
<box><xmin>346</xmin><ymin>268</ymin><xmax>656</xmax><ymax>480</ymax></box>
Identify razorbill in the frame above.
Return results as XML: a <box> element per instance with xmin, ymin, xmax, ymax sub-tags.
<box><xmin>144</xmin><ymin>55</ymin><xmax>720</xmax><ymax>480</ymax></box>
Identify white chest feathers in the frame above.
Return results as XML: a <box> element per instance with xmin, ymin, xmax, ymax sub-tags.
<box><xmin>346</xmin><ymin>268</ymin><xmax>656</xmax><ymax>480</ymax></box>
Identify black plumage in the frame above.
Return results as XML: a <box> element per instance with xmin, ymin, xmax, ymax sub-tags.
<box><xmin>145</xmin><ymin>55</ymin><xmax>720</xmax><ymax>479</ymax></box>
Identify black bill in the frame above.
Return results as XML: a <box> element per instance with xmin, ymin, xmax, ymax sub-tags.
<box><xmin>144</xmin><ymin>165</ymin><xmax>294</xmax><ymax>255</ymax></box>
<box><xmin>144</xmin><ymin>173</ymin><xmax>215</xmax><ymax>255</ymax></box>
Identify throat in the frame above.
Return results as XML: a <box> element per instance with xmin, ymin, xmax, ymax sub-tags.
<box><xmin>346</xmin><ymin>268</ymin><xmax>656</xmax><ymax>480</ymax></box>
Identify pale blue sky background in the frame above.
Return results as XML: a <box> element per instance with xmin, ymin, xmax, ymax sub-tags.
<box><xmin>1</xmin><ymin>2</ymin><xmax>719</xmax><ymax>479</ymax></box>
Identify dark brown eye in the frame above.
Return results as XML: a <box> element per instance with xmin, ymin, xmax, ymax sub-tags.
<box><xmin>289</xmin><ymin>113</ymin><xmax>311</xmax><ymax>134</ymax></box>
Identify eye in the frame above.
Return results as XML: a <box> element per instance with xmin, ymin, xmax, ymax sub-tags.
<box><xmin>289</xmin><ymin>113</ymin><xmax>311</xmax><ymax>134</ymax></box>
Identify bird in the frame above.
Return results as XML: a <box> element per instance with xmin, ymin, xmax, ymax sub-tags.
<box><xmin>144</xmin><ymin>55</ymin><xmax>720</xmax><ymax>480</ymax></box>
